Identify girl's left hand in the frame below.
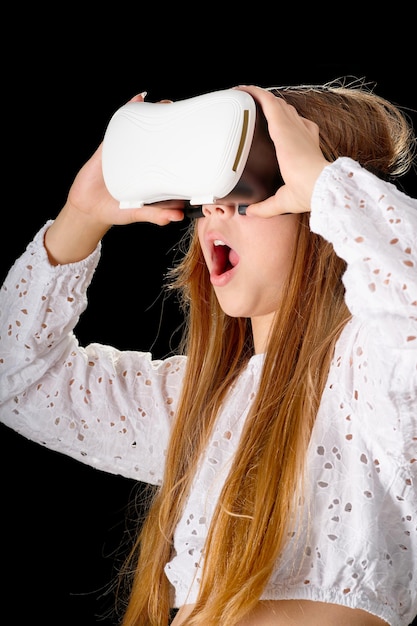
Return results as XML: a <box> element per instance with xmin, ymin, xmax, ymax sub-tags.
<box><xmin>235</xmin><ymin>85</ymin><xmax>331</xmax><ymax>217</ymax></box>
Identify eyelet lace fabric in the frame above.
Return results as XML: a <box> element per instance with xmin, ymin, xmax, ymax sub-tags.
<box><xmin>0</xmin><ymin>158</ymin><xmax>416</xmax><ymax>625</ymax></box>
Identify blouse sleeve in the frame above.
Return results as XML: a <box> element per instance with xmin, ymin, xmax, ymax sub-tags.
<box><xmin>310</xmin><ymin>157</ymin><xmax>417</xmax><ymax>339</ymax></box>
<box><xmin>0</xmin><ymin>221</ymin><xmax>186</xmax><ymax>485</ymax></box>
<box><xmin>310</xmin><ymin>157</ymin><xmax>417</xmax><ymax>464</ymax></box>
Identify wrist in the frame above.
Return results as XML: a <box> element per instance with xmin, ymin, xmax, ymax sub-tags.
<box><xmin>45</xmin><ymin>203</ymin><xmax>110</xmax><ymax>265</ymax></box>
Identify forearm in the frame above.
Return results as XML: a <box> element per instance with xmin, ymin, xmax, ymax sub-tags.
<box><xmin>310</xmin><ymin>157</ymin><xmax>417</xmax><ymax>322</ymax></box>
<box><xmin>0</xmin><ymin>222</ymin><xmax>100</xmax><ymax>404</ymax></box>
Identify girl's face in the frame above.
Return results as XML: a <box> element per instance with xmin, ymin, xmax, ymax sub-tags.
<box><xmin>197</xmin><ymin>202</ymin><xmax>299</xmax><ymax>323</ymax></box>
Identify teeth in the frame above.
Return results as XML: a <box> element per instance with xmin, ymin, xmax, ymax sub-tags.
<box><xmin>214</xmin><ymin>239</ymin><xmax>226</xmax><ymax>246</ymax></box>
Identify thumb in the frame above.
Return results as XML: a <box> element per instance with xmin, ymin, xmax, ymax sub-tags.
<box><xmin>246</xmin><ymin>185</ymin><xmax>310</xmax><ymax>218</ymax></box>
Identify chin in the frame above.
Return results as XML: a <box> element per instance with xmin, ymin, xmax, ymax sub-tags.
<box><xmin>219</xmin><ymin>305</ymin><xmax>252</xmax><ymax>319</ymax></box>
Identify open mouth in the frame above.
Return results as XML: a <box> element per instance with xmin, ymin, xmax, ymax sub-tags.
<box><xmin>212</xmin><ymin>240</ymin><xmax>239</xmax><ymax>276</ymax></box>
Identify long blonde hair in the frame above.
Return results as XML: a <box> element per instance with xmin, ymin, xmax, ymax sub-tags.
<box><xmin>118</xmin><ymin>78</ymin><xmax>416</xmax><ymax>625</ymax></box>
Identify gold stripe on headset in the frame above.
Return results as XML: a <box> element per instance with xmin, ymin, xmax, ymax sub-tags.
<box><xmin>232</xmin><ymin>109</ymin><xmax>249</xmax><ymax>171</ymax></box>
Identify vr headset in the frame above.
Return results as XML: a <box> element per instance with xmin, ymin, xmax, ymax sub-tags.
<box><xmin>102</xmin><ymin>88</ymin><xmax>283</xmax><ymax>213</ymax></box>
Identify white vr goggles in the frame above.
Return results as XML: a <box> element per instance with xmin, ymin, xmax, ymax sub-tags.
<box><xmin>102</xmin><ymin>88</ymin><xmax>282</xmax><ymax>213</ymax></box>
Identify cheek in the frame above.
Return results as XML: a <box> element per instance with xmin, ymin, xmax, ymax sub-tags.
<box><xmin>252</xmin><ymin>222</ymin><xmax>297</xmax><ymax>272</ymax></box>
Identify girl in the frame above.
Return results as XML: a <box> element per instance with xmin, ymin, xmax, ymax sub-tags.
<box><xmin>0</xmin><ymin>82</ymin><xmax>416</xmax><ymax>626</ymax></box>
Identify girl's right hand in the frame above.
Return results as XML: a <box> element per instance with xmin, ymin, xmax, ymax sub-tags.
<box><xmin>45</xmin><ymin>93</ymin><xmax>185</xmax><ymax>265</ymax></box>
<box><xmin>67</xmin><ymin>92</ymin><xmax>185</xmax><ymax>229</ymax></box>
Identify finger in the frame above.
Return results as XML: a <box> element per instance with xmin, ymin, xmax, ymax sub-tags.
<box><xmin>115</xmin><ymin>206</ymin><xmax>184</xmax><ymax>226</ymax></box>
<box><xmin>128</xmin><ymin>91</ymin><xmax>148</xmax><ymax>103</ymax></box>
<box><xmin>128</xmin><ymin>201</ymin><xmax>185</xmax><ymax>225</ymax></box>
<box><xmin>244</xmin><ymin>195</ymin><xmax>288</xmax><ymax>218</ymax></box>
<box><xmin>245</xmin><ymin>186</ymin><xmax>311</xmax><ymax>218</ymax></box>
<box><xmin>235</xmin><ymin>84</ymin><xmax>281</xmax><ymax>115</ymax></box>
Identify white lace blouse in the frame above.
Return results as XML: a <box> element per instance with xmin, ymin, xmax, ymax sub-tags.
<box><xmin>0</xmin><ymin>158</ymin><xmax>416</xmax><ymax>625</ymax></box>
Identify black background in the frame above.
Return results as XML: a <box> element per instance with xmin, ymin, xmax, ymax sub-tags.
<box><xmin>1</xmin><ymin>19</ymin><xmax>416</xmax><ymax>626</ymax></box>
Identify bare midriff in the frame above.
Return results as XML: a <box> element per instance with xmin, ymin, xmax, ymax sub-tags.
<box><xmin>171</xmin><ymin>600</ymin><xmax>388</xmax><ymax>625</ymax></box>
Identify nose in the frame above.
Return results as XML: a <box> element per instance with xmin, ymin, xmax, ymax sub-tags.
<box><xmin>201</xmin><ymin>203</ymin><xmax>237</xmax><ymax>218</ymax></box>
